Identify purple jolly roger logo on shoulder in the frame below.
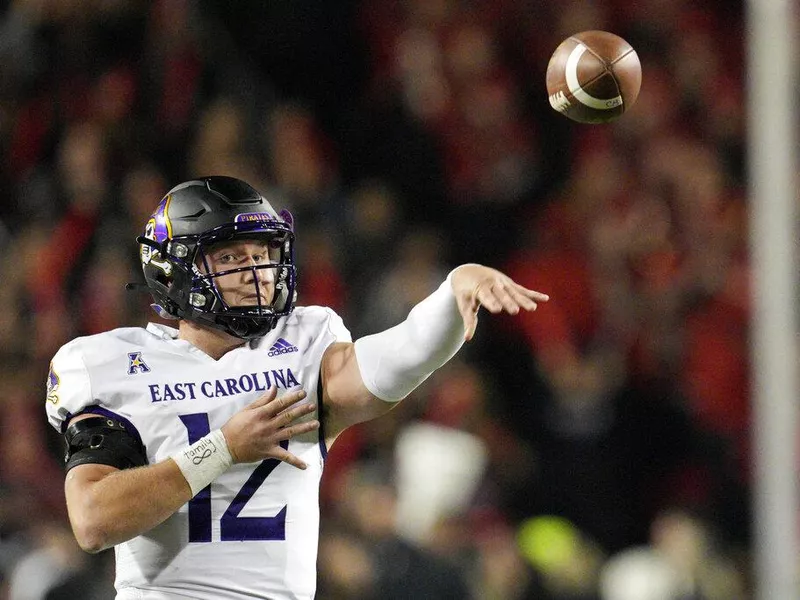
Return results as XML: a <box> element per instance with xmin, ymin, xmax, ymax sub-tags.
<box><xmin>46</xmin><ymin>361</ymin><xmax>60</xmax><ymax>404</ymax></box>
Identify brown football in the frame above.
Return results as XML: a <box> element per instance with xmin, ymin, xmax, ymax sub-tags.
<box><xmin>546</xmin><ymin>30</ymin><xmax>642</xmax><ymax>124</ymax></box>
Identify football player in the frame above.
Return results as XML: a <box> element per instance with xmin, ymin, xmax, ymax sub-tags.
<box><xmin>45</xmin><ymin>176</ymin><xmax>548</xmax><ymax>599</ymax></box>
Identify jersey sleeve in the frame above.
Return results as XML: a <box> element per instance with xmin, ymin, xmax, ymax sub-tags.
<box><xmin>289</xmin><ymin>306</ymin><xmax>352</xmax><ymax>379</ymax></box>
<box><xmin>45</xmin><ymin>339</ymin><xmax>93</xmax><ymax>433</ymax></box>
<box><xmin>322</xmin><ymin>307</ymin><xmax>352</xmax><ymax>344</ymax></box>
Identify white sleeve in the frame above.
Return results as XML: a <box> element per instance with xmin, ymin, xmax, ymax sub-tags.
<box><xmin>353</xmin><ymin>273</ymin><xmax>464</xmax><ymax>402</ymax></box>
<box><xmin>45</xmin><ymin>340</ymin><xmax>94</xmax><ymax>433</ymax></box>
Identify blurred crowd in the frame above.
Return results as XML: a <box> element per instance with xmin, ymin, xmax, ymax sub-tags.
<box><xmin>0</xmin><ymin>0</ymin><xmax>753</xmax><ymax>598</ymax></box>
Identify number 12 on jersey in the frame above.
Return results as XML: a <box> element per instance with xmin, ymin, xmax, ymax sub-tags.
<box><xmin>179</xmin><ymin>413</ymin><xmax>288</xmax><ymax>542</ymax></box>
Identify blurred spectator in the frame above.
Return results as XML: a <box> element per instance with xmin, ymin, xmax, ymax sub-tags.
<box><xmin>319</xmin><ymin>460</ymin><xmax>471</xmax><ymax>600</ymax></box>
<box><xmin>600</xmin><ymin>508</ymin><xmax>748</xmax><ymax>600</ymax></box>
<box><xmin>6</xmin><ymin>523</ymin><xmax>86</xmax><ymax>600</ymax></box>
<box><xmin>354</xmin><ymin>228</ymin><xmax>450</xmax><ymax>336</ymax></box>
<box><xmin>517</xmin><ymin>515</ymin><xmax>605</xmax><ymax>600</ymax></box>
<box><xmin>394</xmin><ymin>419</ymin><xmax>488</xmax><ymax>544</ymax></box>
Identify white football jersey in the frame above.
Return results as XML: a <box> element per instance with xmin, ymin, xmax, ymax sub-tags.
<box><xmin>45</xmin><ymin>306</ymin><xmax>351</xmax><ymax>600</ymax></box>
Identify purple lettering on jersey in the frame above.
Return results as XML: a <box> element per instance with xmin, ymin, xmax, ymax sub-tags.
<box><xmin>180</xmin><ymin>413</ymin><xmax>288</xmax><ymax>543</ymax></box>
<box><xmin>238</xmin><ymin>375</ymin><xmax>254</xmax><ymax>392</ymax></box>
<box><xmin>224</xmin><ymin>378</ymin><xmax>241</xmax><ymax>395</ymax></box>
<box><xmin>272</xmin><ymin>370</ymin><xmax>286</xmax><ymax>388</ymax></box>
<box><xmin>252</xmin><ymin>372</ymin><xmax>267</xmax><ymax>391</ymax></box>
<box><xmin>147</xmin><ymin>369</ymin><xmax>300</xmax><ymax>402</ymax></box>
<box><xmin>149</xmin><ymin>384</ymin><xmax>162</xmax><ymax>402</ymax></box>
<box><xmin>162</xmin><ymin>384</ymin><xmax>176</xmax><ymax>402</ymax></box>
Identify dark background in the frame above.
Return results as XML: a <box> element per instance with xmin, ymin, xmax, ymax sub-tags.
<box><xmin>0</xmin><ymin>1</ymin><xmax>751</xmax><ymax>598</ymax></box>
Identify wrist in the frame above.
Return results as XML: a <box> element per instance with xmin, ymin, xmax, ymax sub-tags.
<box><xmin>220</xmin><ymin>424</ymin><xmax>239</xmax><ymax>463</ymax></box>
<box><xmin>171</xmin><ymin>429</ymin><xmax>233</xmax><ymax>497</ymax></box>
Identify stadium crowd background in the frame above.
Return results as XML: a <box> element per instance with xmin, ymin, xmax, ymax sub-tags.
<box><xmin>0</xmin><ymin>0</ymin><xmax>753</xmax><ymax>598</ymax></box>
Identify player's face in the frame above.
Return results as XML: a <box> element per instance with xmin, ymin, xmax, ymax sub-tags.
<box><xmin>200</xmin><ymin>239</ymin><xmax>279</xmax><ymax>307</ymax></box>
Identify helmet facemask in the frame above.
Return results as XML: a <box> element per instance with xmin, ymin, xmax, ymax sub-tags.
<box><xmin>143</xmin><ymin>218</ymin><xmax>297</xmax><ymax>340</ymax></box>
<box><xmin>187</xmin><ymin>222</ymin><xmax>296</xmax><ymax>339</ymax></box>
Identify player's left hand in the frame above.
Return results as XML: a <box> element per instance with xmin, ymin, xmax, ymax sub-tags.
<box><xmin>450</xmin><ymin>263</ymin><xmax>549</xmax><ymax>342</ymax></box>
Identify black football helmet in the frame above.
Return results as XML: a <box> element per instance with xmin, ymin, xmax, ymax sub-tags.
<box><xmin>137</xmin><ymin>176</ymin><xmax>296</xmax><ymax>339</ymax></box>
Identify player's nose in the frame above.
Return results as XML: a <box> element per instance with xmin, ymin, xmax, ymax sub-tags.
<box><xmin>242</xmin><ymin>257</ymin><xmax>275</xmax><ymax>284</ymax></box>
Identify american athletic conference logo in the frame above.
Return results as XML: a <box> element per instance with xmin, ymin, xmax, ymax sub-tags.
<box><xmin>268</xmin><ymin>338</ymin><xmax>298</xmax><ymax>357</ymax></box>
<box><xmin>128</xmin><ymin>352</ymin><xmax>151</xmax><ymax>375</ymax></box>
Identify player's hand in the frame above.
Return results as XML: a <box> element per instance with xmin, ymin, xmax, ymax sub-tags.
<box><xmin>450</xmin><ymin>263</ymin><xmax>549</xmax><ymax>342</ymax></box>
<box><xmin>221</xmin><ymin>387</ymin><xmax>318</xmax><ymax>469</ymax></box>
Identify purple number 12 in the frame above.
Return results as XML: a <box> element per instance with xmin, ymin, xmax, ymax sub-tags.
<box><xmin>179</xmin><ymin>413</ymin><xmax>288</xmax><ymax>542</ymax></box>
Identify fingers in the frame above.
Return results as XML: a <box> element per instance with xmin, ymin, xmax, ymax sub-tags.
<box><xmin>272</xmin><ymin>447</ymin><xmax>310</xmax><ymax>470</ymax></box>
<box><xmin>267</xmin><ymin>418</ymin><xmax>321</xmax><ymax>471</ymax></box>
<box><xmin>463</xmin><ymin>311</ymin><xmax>478</xmax><ymax>342</ymax></box>
<box><xmin>509</xmin><ymin>284</ymin><xmax>547</xmax><ymax>311</ymax></box>
<box><xmin>272</xmin><ymin>419</ymin><xmax>320</xmax><ymax>443</ymax></box>
<box><xmin>458</xmin><ymin>277</ymin><xmax>549</xmax><ymax>341</ymax></box>
<box><xmin>275</xmin><ymin>398</ymin><xmax>317</xmax><ymax>429</ymax></box>
<box><xmin>260</xmin><ymin>388</ymin><xmax>307</xmax><ymax>418</ymax></box>
<box><xmin>473</xmin><ymin>278</ymin><xmax>549</xmax><ymax>315</ymax></box>
<box><xmin>245</xmin><ymin>385</ymin><xmax>278</xmax><ymax>409</ymax></box>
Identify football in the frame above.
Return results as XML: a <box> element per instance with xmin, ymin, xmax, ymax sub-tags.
<box><xmin>546</xmin><ymin>30</ymin><xmax>641</xmax><ymax>124</ymax></box>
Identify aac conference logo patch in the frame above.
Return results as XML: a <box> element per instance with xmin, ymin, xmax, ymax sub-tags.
<box><xmin>128</xmin><ymin>352</ymin><xmax>152</xmax><ymax>375</ymax></box>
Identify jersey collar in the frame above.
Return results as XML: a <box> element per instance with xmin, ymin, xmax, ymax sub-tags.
<box><xmin>146</xmin><ymin>322</ymin><xmax>180</xmax><ymax>340</ymax></box>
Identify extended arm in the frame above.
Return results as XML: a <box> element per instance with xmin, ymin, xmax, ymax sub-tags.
<box><xmin>322</xmin><ymin>264</ymin><xmax>549</xmax><ymax>440</ymax></box>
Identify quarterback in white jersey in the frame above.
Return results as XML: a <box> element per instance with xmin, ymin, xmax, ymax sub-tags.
<box><xmin>45</xmin><ymin>176</ymin><xmax>548</xmax><ymax>599</ymax></box>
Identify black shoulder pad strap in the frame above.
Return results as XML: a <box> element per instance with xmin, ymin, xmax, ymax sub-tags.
<box><xmin>64</xmin><ymin>416</ymin><xmax>148</xmax><ymax>473</ymax></box>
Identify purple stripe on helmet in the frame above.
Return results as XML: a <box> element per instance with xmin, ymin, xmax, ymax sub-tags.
<box><xmin>151</xmin><ymin>195</ymin><xmax>172</xmax><ymax>242</ymax></box>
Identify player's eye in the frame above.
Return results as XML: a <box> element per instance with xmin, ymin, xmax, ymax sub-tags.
<box><xmin>218</xmin><ymin>253</ymin><xmax>237</xmax><ymax>264</ymax></box>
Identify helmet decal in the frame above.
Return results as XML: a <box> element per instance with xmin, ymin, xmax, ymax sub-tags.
<box><xmin>234</xmin><ymin>212</ymin><xmax>280</xmax><ymax>224</ymax></box>
<box><xmin>141</xmin><ymin>218</ymin><xmax>173</xmax><ymax>276</ymax></box>
<box><xmin>278</xmin><ymin>209</ymin><xmax>294</xmax><ymax>231</ymax></box>
<box><xmin>152</xmin><ymin>194</ymin><xmax>174</xmax><ymax>242</ymax></box>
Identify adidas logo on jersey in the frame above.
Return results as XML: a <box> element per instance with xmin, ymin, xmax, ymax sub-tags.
<box><xmin>268</xmin><ymin>338</ymin><xmax>298</xmax><ymax>357</ymax></box>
